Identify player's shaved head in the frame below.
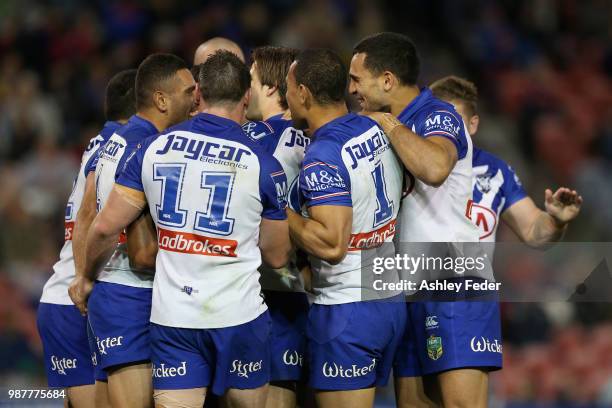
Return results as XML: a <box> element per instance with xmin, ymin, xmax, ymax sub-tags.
<box><xmin>193</xmin><ymin>37</ymin><xmax>245</xmax><ymax>65</ymax></box>
<box><xmin>105</xmin><ymin>69</ymin><xmax>136</xmax><ymax>122</ymax></box>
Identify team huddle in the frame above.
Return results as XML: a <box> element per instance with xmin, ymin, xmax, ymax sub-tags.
<box><xmin>36</xmin><ymin>33</ymin><xmax>582</xmax><ymax>408</ymax></box>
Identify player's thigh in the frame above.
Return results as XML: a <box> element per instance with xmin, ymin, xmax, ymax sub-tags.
<box><xmin>265</xmin><ymin>382</ymin><xmax>296</xmax><ymax>408</ymax></box>
<box><xmin>315</xmin><ymin>387</ymin><xmax>376</xmax><ymax>408</ymax></box>
<box><xmin>436</xmin><ymin>368</ymin><xmax>488</xmax><ymax>408</ymax></box>
<box><xmin>224</xmin><ymin>384</ymin><xmax>269</xmax><ymax>408</ymax></box>
<box><xmin>394</xmin><ymin>376</ymin><xmax>438</xmax><ymax>408</ymax></box>
<box><xmin>94</xmin><ymin>380</ymin><xmax>111</xmax><ymax>408</ymax></box>
<box><xmin>65</xmin><ymin>384</ymin><xmax>96</xmax><ymax>408</ymax></box>
<box><xmin>153</xmin><ymin>388</ymin><xmax>206</xmax><ymax>408</ymax></box>
<box><xmin>107</xmin><ymin>362</ymin><xmax>153</xmax><ymax>408</ymax></box>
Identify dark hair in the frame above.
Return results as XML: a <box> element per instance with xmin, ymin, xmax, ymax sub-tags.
<box><xmin>430</xmin><ymin>76</ymin><xmax>478</xmax><ymax>116</ymax></box>
<box><xmin>135</xmin><ymin>53</ymin><xmax>189</xmax><ymax>110</ymax></box>
<box><xmin>353</xmin><ymin>32</ymin><xmax>420</xmax><ymax>86</ymax></box>
<box><xmin>294</xmin><ymin>49</ymin><xmax>347</xmax><ymax>106</ymax></box>
<box><xmin>199</xmin><ymin>50</ymin><xmax>251</xmax><ymax>106</ymax></box>
<box><xmin>252</xmin><ymin>46</ymin><xmax>299</xmax><ymax>110</ymax></box>
<box><xmin>105</xmin><ymin>69</ymin><xmax>136</xmax><ymax>121</ymax></box>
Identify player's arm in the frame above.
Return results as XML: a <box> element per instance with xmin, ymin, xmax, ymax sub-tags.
<box><xmin>126</xmin><ymin>210</ymin><xmax>157</xmax><ymax>270</ymax></box>
<box><xmin>72</xmin><ymin>172</ymin><xmax>97</xmax><ymax>278</ymax></box>
<box><xmin>68</xmin><ymin>171</ymin><xmax>98</xmax><ymax>314</ymax></box>
<box><xmin>260</xmin><ymin>218</ymin><xmax>291</xmax><ymax>268</ymax></box>
<box><xmin>287</xmin><ymin>206</ymin><xmax>352</xmax><ymax>265</ymax></box>
<box><xmin>502</xmin><ymin>188</ymin><xmax>582</xmax><ymax>248</ymax></box>
<box><xmin>367</xmin><ymin>112</ymin><xmax>457</xmax><ymax>187</ymax></box>
<box><xmin>84</xmin><ymin>185</ymin><xmax>146</xmax><ymax>280</ymax></box>
<box><xmin>258</xmin><ymin>157</ymin><xmax>292</xmax><ymax>269</ymax></box>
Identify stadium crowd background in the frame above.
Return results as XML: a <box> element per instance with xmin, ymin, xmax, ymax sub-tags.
<box><xmin>0</xmin><ymin>0</ymin><xmax>610</xmax><ymax>406</ymax></box>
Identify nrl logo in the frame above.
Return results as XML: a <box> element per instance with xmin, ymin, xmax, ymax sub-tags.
<box><xmin>476</xmin><ymin>173</ymin><xmax>492</xmax><ymax>193</ymax></box>
<box><xmin>427</xmin><ymin>335</ymin><xmax>443</xmax><ymax>361</ymax></box>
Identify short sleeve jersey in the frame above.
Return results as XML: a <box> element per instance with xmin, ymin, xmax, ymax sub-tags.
<box><xmin>470</xmin><ymin>147</ymin><xmax>528</xmax><ymax>242</ymax></box>
<box><xmin>295</xmin><ymin>113</ymin><xmax>404</xmax><ymax>305</ymax></box>
<box><xmin>40</xmin><ymin>121</ymin><xmax>122</xmax><ymax>304</ymax></box>
<box><xmin>397</xmin><ymin>88</ymin><xmax>480</xmax><ymax>243</ymax></box>
<box><xmin>94</xmin><ymin>115</ymin><xmax>159</xmax><ymax>288</ymax></box>
<box><xmin>117</xmin><ymin>113</ymin><xmax>287</xmax><ymax>329</ymax></box>
<box><xmin>242</xmin><ymin>115</ymin><xmax>310</xmax><ymax>292</ymax></box>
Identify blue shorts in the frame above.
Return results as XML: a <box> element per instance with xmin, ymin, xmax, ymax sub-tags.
<box><xmin>264</xmin><ymin>290</ymin><xmax>309</xmax><ymax>382</ymax></box>
<box><xmin>86</xmin><ymin>319</ymin><xmax>107</xmax><ymax>382</ymax></box>
<box><xmin>87</xmin><ymin>281</ymin><xmax>152</xmax><ymax>371</ymax></box>
<box><xmin>307</xmin><ymin>295</ymin><xmax>407</xmax><ymax>391</ymax></box>
<box><xmin>37</xmin><ymin>303</ymin><xmax>95</xmax><ymax>388</ymax></box>
<box><xmin>151</xmin><ymin>311</ymin><xmax>271</xmax><ymax>396</ymax></box>
<box><xmin>394</xmin><ymin>300</ymin><xmax>503</xmax><ymax>377</ymax></box>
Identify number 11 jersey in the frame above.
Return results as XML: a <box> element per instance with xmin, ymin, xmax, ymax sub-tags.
<box><xmin>117</xmin><ymin>113</ymin><xmax>287</xmax><ymax>329</ymax></box>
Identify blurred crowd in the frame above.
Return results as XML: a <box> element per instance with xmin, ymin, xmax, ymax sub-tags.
<box><xmin>0</xmin><ymin>0</ymin><xmax>610</xmax><ymax>405</ymax></box>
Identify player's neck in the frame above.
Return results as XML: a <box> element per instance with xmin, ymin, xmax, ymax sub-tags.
<box><xmin>201</xmin><ymin>105</ymin><xmax>244</xmax><ymax>125</ymax></box>
<box><xmin>136</xmin><ymin>110</ymin><xmax>164</xmax><ymax>132</ymax></box>
<box><xmin>261</xmin><ymin>98</ymin><xmax>285</xmax><ymax>121</ymax></box>
<box><xmin>307</xmin><ymin>104</ymin><xmax>349</xmax><ymax>135</ymax></box>
<box><xmin>389</xmin><ymin>85</ymin><xmax>421</xmax><ymax>117</ymax></box>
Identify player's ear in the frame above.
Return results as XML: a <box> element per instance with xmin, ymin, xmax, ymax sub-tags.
<box><xmin>469</xmin><ymin>114</ymin><xmax>480</xmax><ymax>136</ymax></box>
<box><xmin>243</xmin><ymin>88</ymin><xmax>252</xmax><ymax>109</ymax></box>
<box><xmin>153</xmin><ymin>90</ymin><xmax>168</xmax><ymax>113</ymax></box>
<box><xmin>264</xmin><ymin>84</ymin><xmax>277</xmax><ymax>98</ymax></box>
<box><xmin>297</xmin><ymin>84</ymin><xmax>309</xmax><ymax>106</ymax></box>
<box><xmin>382</xmin><ymin>71</ymin><xmax>395</xmax><ymax>92</ymax></box>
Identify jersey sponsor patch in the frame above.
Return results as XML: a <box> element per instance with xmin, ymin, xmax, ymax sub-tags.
<box><xmin>270</xmin><ymin>170</ymin><xmax>288</xmax><ymax>209</ymax></box>
<box><xmin>423</xmin><ymin>110</ymin><xmax>462</xmax><ymax>141</ymax></box>
<box><xmin>302</xmin><ymin>162</ymin><xmax>348</xmax><ymax>194</ymax></box>
<box><xmin>158</xmin><ymin>227</ymin><xmax>237</xmax><ymax>257</ymax></box>
<box><xmin>64</xmin><ymin>221</ymin><xmax>75</xmax><ymax>241</ymax></box>
<box><xmin>348</xmin><ymin>219</ymin><xmax>396</xmax><ymax>251</ymax></box>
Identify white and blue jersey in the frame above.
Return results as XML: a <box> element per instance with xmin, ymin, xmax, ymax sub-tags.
<box><xmin>470</xmin><ymin>147</ymin><xmax>527</xmax><ymax>242</ymax></box>
<box><xmin>37</xmin><ymin>121</ymin><xmax>120</xmax><ymax>388</ymax></box>
<box><xmin>117</xmin><ymin>112</ymin><xmax>287</xmax><ymax>329</ymax></box>
<box><xmin>393</xmin><ymin>91</ymin><xmax>502</xmax><ymax>379</ymax></box>
<box><xmin>297</xmin><ymin>113</ymin><xmax>407</xmax><ymax>391</ymax></box>
<box><xmin>243</xmin><ymin>115</ymin><xmax>309</xmax><ymax>293</ymax></box>
<box><xmin>397</xmin><ymin>88</ymin><xmax>479</xmax><ymax>243</ymax></box>
<box><xmin>295</xmin><ymin>113</ymin><xmax>403</xmax><ymax>305</ymax></box>
<box><xmin>40</xmin><ymin>121</ymin><xmax>121</xmax><ymax>305</ymax></box>
<box><xmin>243</xmin><ymin>115</ymin><xmax>310</xmax><ymax>382</ymax></box>
<box><xmin>94</xmin><ymin>115</ymin><xmax>158</xmax><ymax>287</ymax></box>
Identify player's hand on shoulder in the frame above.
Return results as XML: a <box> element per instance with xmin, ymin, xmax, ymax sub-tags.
<box><xmin>544</xmin><ymin>187</ymin><xmax>583</xmax><ymax>225</ymax></box>
<box><xmin>360</xmin><ymin>111</ymin><xmax>387</xmax><ymax>123</ymax></box>
<box><xmin>68</xmin><ymin>276</ymin><xmax>94</xmax><ymax>316</ymax></box>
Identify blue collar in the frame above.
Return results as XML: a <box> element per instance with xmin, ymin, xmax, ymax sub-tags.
<box><xmin>311</xmin><ymin>113</ymin><xmax>355</xmax><ymax>140</ymax></box>
<box><xmin>193</xmin><ymin>112</ymin><xmax>243</xmax><ymax>131</ymax></box>
<box><xmin>129</xmin><ymin>114</ymin><xmax>159</xmax><ymax>134</ymax></box>
<box><xmin>398</xmin><ymin>88</ymin><xmax>432</xmax><ymax>122</ymax></box>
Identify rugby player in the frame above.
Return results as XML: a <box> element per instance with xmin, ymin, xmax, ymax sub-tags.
<box><xmin>285</xmin><ymin>48</ymin><xmax>406</xmax><ymax>408</ymax></box>
<box><xmin>38</xmin><ymin>69</ymin><xmax>136</xmax><ymax>408</ymax></box>
<box><xmin>83</xmin><ymin>50</ymin><xmax>290</xmax><ymax>408</ymax></box>
<box><xmin>430</xmin><ymin>76</ymin><xmax>582</xmax><ymax>247</ymax></box>
<box><xmin>70</xmin><ymin>53</ymin><xmax>196</xmax><ymax>408</ymax></box>
<box><xmin>426</xmin><ymin>75</ymin><xmax>582</xmax><ymax>406</ymax></box>
<box><xmin>349</xmin><ymin>32</ymin><xmax>481</xmax><ymax>407</ymax></box>
<box><xmin>191</xmin><ymin>37</ymin><xmax>245</xmax><ymax>116</ymax></box>
<box><xmin>242</xmin><ymin>46</ymin><xmax>308</xmax><ymax>408</ymax></box>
